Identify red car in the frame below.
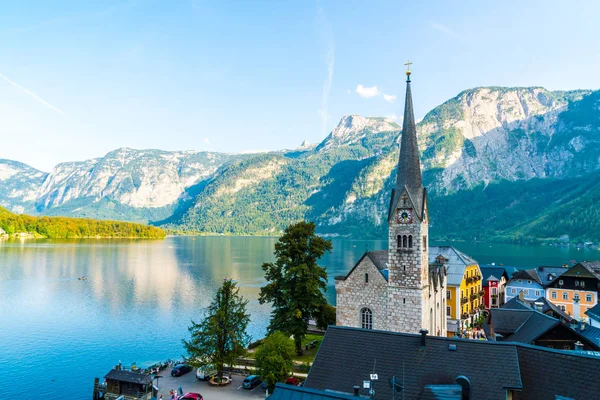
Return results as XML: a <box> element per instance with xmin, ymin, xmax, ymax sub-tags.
<box><xmin>178</xmin><ymin>393</ymin><xmax>203</xmax><ymax>400</ymax></box>
<box><xmin>285</xmin><ymin>377</ymin><xmax>302</xmax><ymax>386</ymax></box>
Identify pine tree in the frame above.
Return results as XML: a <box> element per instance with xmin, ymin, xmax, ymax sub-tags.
<box><xmin>183</xmin><ymin>278</ymin><xmax>250</xmax><ymax>380</ymax></box>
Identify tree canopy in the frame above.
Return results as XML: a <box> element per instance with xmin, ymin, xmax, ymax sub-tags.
<box><xmin>183</xmin><ymin>278</ymin><xmax>250</xmax><ymax>379</ymax></box>
<box><xmin>259</xmin><ymin>221</ymin><xmax>332</xmax><ymax>354</ymax></box>
<box><xmin>255</xmin><ymin>332</ymin><xmax>296</xmax><ymax>392</ymax></box>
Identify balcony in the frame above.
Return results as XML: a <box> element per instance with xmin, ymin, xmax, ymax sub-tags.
<box><xmin>470</xmin><ymin>294</ymin><xmax>478</xmax><ymax>301</ymax></box>
<box><xmin>461</xmin><ymin>313</ymin><xmax>469</xmax><ymax>319</ymax></box>
<box><xmin>478</xmin><ymin>290</ymin><xmax>485</xmax><ymax>297</ymax></box>
<box><xmin>461</xmin><ymin>298</ymin><xmax>468</xmax><ymax>304</ymax></box>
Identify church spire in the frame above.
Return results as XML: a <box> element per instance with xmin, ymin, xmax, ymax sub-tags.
<box><xmin>396</xmin><ymin>61</ymin><xmax>422</xmax><ymax>192</ymax></box>
<box><xmin>388</xmin><ymin>62</ymin><xmax>425</xmax><ymax>221</ymax></box>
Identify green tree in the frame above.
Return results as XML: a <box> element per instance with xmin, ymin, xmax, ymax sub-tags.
<box><xmin>255</xmin><ymin>332</ymin><xmax>296</xmax><ymax>392</ymax></box>
<box><xmin>183</xmin><ymin>278</ymin><xmax>250</xmax><ymax>380</ymax></box>
<box><xmin>314</xmin><ymin>304</ymin><xmax>336</xmax><ymax>330</ymax></box>
<box><xmin>259</xmin><ymin>221</ymin><xmax>332</xmax><ymax>355</ymax></box>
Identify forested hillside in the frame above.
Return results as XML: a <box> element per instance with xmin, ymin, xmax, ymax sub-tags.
<box><xmin>0</xmin><ymin>206</ymin><xmax>165</xmax><ymax>239</ymax></box>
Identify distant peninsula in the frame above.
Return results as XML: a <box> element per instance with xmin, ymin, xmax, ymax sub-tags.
<box><xmin>0</xmin><ymin>206</ymin><xmax>165</xmax><ymax>239</ymax></box>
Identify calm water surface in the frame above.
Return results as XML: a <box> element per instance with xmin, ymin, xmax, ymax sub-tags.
<box><xmin>1</xmin><ymin>236</ymin><xmax>598</xmax><ymax>398</ymax></box>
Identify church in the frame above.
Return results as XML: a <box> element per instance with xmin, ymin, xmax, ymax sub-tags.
<box><xmin>335</xmin><ymin>67</ymin><xmax>448</xmax><ymax>336</ymax></box>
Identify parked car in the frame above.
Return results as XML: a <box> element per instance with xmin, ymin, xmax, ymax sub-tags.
<box><xmin>178</xmin><ymin>393</ymin><xmax>203</xmax><ymax>400</ymax></box>
<box><xmin>196</xmin><ymin>366</ymin><xmax>217</xmax><ymax>380</ymax></box>
<box><xmin>242</xmin><ymin>375</ymin><xmax>262</xmax><ymax>389</ymax></box>
<box><xmin>285</xmin><ymin>376</ymin><xmax>302</xmax><ymax>386</ymax></box>
<box><xmin>171</xmin><ymin>364</ymin><xmax>193</xmax><ymax>377</ymax></box>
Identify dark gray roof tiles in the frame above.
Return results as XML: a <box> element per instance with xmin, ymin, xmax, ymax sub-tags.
<box><xmin>304</xmin><ymin>326</ymin><xmax>522</xmax><ymax>400</ymax></box>
<box><xmin>501</xmin><ymin>297</ymin><xmax>534</xmax><ymax>311</ymax></box>
<box><xmin>574</xmin><ymin>323</ymin><xmax>600</xmax><ymax>347</ymax></box>
<box><xmin>579</xmin><ymin>261</ymin><xmax>600</xmax><ymax>280</ymax></box>
<box><xmin>504</xmin><ymin>312</ymin><xmax>559</xmax><ymax>344</ymax></box>
<box><xmin>586</xmin><ymin>303</ymin><xmax>600</xmax><ymax>322</ymax></box>
<box><xmin>366</xmin><ymin>250</ymin><xmax>389</xmax><ymax>271</ymax></box>
<box><xmin>305</xmin><ymin>326</ymin><xmax>600</xmax><ymax>400</ymax></box>
<box><xmin>269</xmin><ymin>383</ymin><xmax>361</xmax><ymax>400</ymax></box>
<box><xmin>104</xmin><ymin>369</ymin><xmax>153</xmax><ymax>385</ymax></box>
<box><xmin>490</xmin><ymin>308</ymin><xmax>537</xmax><ymax>335</ymax></box>
<box><xmin>515</xmin><ymin>346</ymin><xmax>600</xmax><ymax>400</ymax></box>
<box><xmin>534</xmin><ymin>266</ymin><xmax>569</xmax><ymax>286</ymax></box>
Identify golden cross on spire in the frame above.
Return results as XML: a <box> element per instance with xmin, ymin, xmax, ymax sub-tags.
<box><xmin>404</xmin><ymin>60</ymin><xmax>412</xmax><ymax>76</ymax></box>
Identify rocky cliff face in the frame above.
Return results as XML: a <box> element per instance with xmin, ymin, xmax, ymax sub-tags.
<box><xmin>3</xmin><ymin>86</ymin><xmax>600</xmax><ymax>241</ymax></box>
<box><xmin>0</xmin><ymin>159</ymin><xmax>47</xmax><ymax>214</ymax></box>
<box><xmin>1</xmin><ymin>148</ymin><xmax>235</xmax><ymax>221</ymax></box>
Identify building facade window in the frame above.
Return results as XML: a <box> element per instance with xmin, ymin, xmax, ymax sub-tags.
<box><xmin>535</xmin><ymin>290</ymin><xmax>541</xmax><ymax>297</ymax></box>
<box><xmin>423</xmin><ymin>236</ymin><xmax>427</xmax><ymax>251</ymax></box>
<box><xmin>408</xmin><ymin>235</ymin><xmax>413</xmax><ymax>248</ymax></box>
<box><xmin>361</xmin><ymin>308</ymin><xmax>373</xmax><ymax>330</ymax></box>
<box><xmin>446</xmin><ymin>306</ymin><xmax>451</xmax><ymax>316</ymax></box>
<box><xmin>563</xmin><ymin>293</ymin><xmax>568</xmax><ymax>300</ymax></box>
<box><xmin>492</xmin><ymin>288</ymin><xmax>497</xmax><ymax>295</ymax></box>
<box><xmin>511</xmin><ymin>287</ymin><xmax>516</xmax><ymax>294</ymax></box>
<box><xmin>446</xmin><ymin>290</ymin><xmax>451</xmax><ymax>300</ymax></box>
<box><xmin>551</xmin><ymin>291</ymin><xmax>557</xmax><ymax>299</ymax></box>
<box><xmin>586</xmin><ymin>294</ymin><xmax>593</xmax><ymax>303</ymax></box>
<box><xmin>365</xmin><ymin>273</ymin><xmax>369</xmax><ymax>283</ymax></box>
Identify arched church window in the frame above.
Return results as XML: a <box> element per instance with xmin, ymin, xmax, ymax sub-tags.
<box><xmin>408</xmin><ymin>235</ymin><xmax>413</xmax><ymax>248</ymax></box>
<box><xmin>365</xmin><ymin>273</ymin><xmax>369</xmax><ymax>283</ymax></box>
<box><xmin>403</xmin><ymin>235</ymin><xmax>407</xmax><ymax>248</ymax></box>
<box><xmin>361</xmin><ymin>308</ymin><xmax>373</xmax><ymax>330</ymax></box>
<box><xmin>397</xmin><ymin>235</ymin><xmax>402</xmax><ymax>248</ymax></box>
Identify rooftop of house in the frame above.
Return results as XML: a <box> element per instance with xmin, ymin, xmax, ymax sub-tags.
<box><xmin>586</xmin><ymin>303</ymin><xmax>600</xmax><ymax>322</ymax></box>
<box><xmin>479</xmin><ymin>266</ymin><xmax>509</xmax><ymax>287</ymax></box>
<box><xmin>502</xmin><ymin>296</ymin><xmax>573</xmax><ymax>322</ymax></box>
<box><xmin>269</xmin><ymin>383</ymin><xmax>361</xmax><ymax>400</ymax></box>
<box><xmin>304</xmin><ymin>326</ymin><xmax>600</xmax><ymax>400</ymax></box>
<box><xmin>104</xmin><ymin>369</ymin><xmax>153</xmax><ymax>385</ymax></box>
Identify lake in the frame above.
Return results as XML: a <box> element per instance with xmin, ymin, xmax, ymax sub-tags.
<box><xmin>1</xmin><ymin>236</ymin><xmax>598</xmax><ymax>398</ymax></box>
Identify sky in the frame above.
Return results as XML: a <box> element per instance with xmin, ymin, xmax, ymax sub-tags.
<box><xmin>1</xmin><ymin>0</ymin><xmax>600</xmax><ymax>171</ymax></box>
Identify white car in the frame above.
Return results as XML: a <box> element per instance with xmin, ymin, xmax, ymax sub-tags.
<box><xmin>196</xmin><ymin>366</ymin><xmax>217</xmax><ymax>380</ymax></box>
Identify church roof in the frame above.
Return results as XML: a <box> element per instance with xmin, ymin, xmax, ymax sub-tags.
<box><xmin>388</xmin><ymin>74</ymin><xmax>426</xmax><ymax>222</ymax></box>
<box><xmin>334</xmin><ymin>250</ymin><xmax>389</xmax><ymax>282</ymax></box>
<box><xmin>429</xmin><ymin>246</ymin><xmax>478</xmax><ymax>287</ymax></box>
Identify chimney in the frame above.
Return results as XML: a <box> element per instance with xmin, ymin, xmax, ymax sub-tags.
<box><xmin>353</xmin><ymin>385</ymin><xmax>360</xmax><ymax>396</ymax></box>
<box><xmin>456</xmin><ymin>376</ymin><xmax>471</xmax><ymax>400</ymax></box>
<box><xmin>534</xmin><ymin>302</ymin><xmax>543</xmax><ymax>312</ymax></box>
<box><xmin>574</xmin><ymin>341</ymin><xmax>584</xmax><ymax>351</ymax></box>
<box><xmin>419</xmin><ymin>329</ymin><xmax>428</xmax><ymax>347</ymax></box>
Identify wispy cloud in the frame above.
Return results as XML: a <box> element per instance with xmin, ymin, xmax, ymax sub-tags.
<box><xmin>356</xmin><ymin>84</ymin><xmax>380</xmax><ymax>98</ymax></box>
<box><xmin>203</xmin><ymin>138</ymin><xmax>210</xmax><ymax>144</ymax></box>
<box><xmin>430</xmin><ymin>21</ymin><xmax>461</xmax><ymax>39</ymax></box>
<box><xmin>386</xmin><ymin>114</ymin><xmax>399</xmax><ymax>121</ymax></box>
<box><xmin>0</xmin><ymin>72</ymin><xmax>66</xmax><ymax>116</ymax></box>
<box><xmin>317</xmin><ymin>6</ymin><xmax>335</xmax><ymax>136</ymax></box>
<box><xmin>383</xmin><ymin>93</ymin><xmax>397</xmax><ymax>102</ymax></box>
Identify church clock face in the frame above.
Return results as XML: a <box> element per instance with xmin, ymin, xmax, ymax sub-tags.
<box><xmin>397</xmin><ymin>208</ymin><xmax>413</xmax><ymax>224</ymax></box>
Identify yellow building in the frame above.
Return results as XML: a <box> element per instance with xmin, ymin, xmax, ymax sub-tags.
<box><xmin>430</xmin><ymin>246</ymin><xmax>483</xmax><ymax>336</ymax></box>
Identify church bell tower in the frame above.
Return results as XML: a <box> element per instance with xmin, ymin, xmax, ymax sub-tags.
<box><xmin>386</xmin><ymin>63</ymin><xmax>443</xmax><ymax>335</ymax></box>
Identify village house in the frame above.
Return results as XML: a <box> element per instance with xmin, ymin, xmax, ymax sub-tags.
<box><xmin>480</xmin><ymin>265</ymin><xmax>510</xmax><ymax>309</ymax></box>
<box><xmin>545</xmin><ymin>262</ymin><xmax>600</xmax><ymax>321</ymax></box>
<box><xmin>429</xmin><ymin>246</ymin><xmax>483</xmax><ymax>335</ymax></box>
<box><xmin>505</xmin><ymin>266</ymin><xmax>567</xmax><ymax>303</ymax></box>
<box><xmin>587</xmin><ymin>303</ymin><xmax>600</xmax><ymax>328</ymax></box>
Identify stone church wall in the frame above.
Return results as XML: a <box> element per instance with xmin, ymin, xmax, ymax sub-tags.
<box><xmin>335</xmin><ymin>257</ymin><xmax>388</xmax><ymax>330</ymax></box>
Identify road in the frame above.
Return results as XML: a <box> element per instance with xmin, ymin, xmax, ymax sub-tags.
<box><xmin>156</xmin><ymin>367</ymin><xmax>267</xmax><ymax>400</ymax></box>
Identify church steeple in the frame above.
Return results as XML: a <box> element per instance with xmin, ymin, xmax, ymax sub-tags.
<box><xmin>388</xmin><ymin>63</ymin><xmax>425</xmax><ymax>222</ymax></box>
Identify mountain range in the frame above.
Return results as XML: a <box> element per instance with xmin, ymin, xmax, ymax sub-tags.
<box><xmin>2</xmin><ymin>86</ymin><xmax>600</xmax><ymax>243</ymax></box>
